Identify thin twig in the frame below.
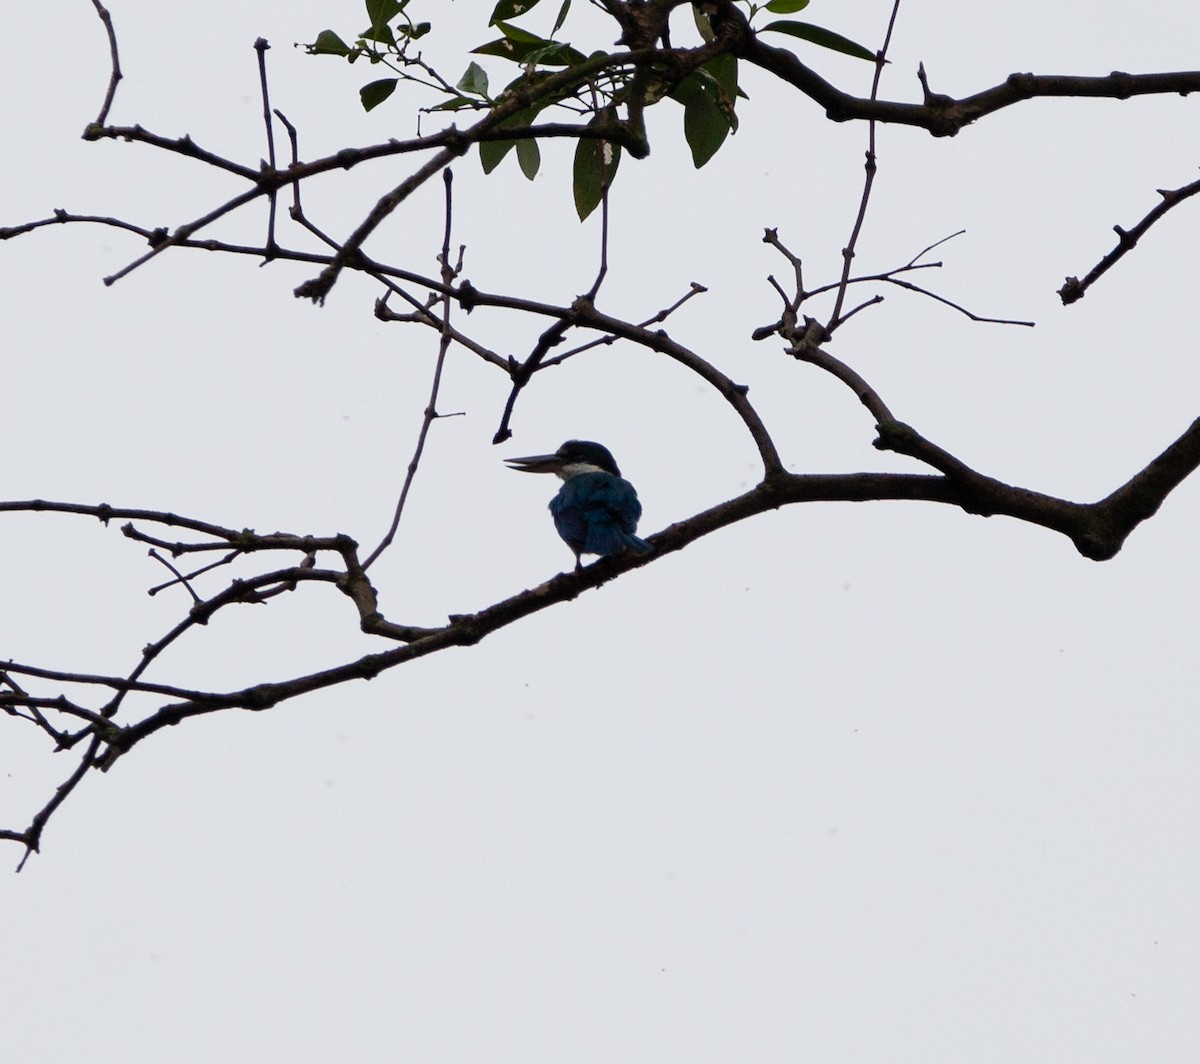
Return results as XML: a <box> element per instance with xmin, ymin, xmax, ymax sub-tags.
<box><xmin>586</xmin><ymin>182</ymin><xmax>610</xmax><ymax>300</ymax></box>
<box><xmin>827</xmin><ymin>0</ymin><xmax>903</xmax><ymax>332</ymax></box>
<box><xmin>147</xmin><ymin>552</ymin><xmax>242</xmax><ymax>595</ymax></box>
<box><xmin>880</xmin><ymin>276</ymin><xmax>1034</xmax><ymax>326</ymax></box>
<box><xmin>374</xmin><ymin>285</ymin><xmax>509</xmax><ymax>369</ymax></box>
<box><xmin>363</xmin><ymin>169</ymin><xmax>459</xmax><ymax>570</ymax></box>
<box><xmin>255</xmin><ymin>39</ymin><xmax>279</xmax><ymax>253</ymax></box>
<box><xmin>905</xmin><ymin>229</ymin><xmax>966</xmax><ymax>266</ymax></box>
<box><xmin>273</xmin><ymin>108</ymin><xmax>303</xmax><ymax>215</ymax></box>
<box><xmin>87</xmin><ymin>0</ymin><xmax>121</xmax><ymax>127</ymax></box>
<box><xmin>148</xmin><ymin>550</ymin><xmax>203</xmax><ymax>605</ymax></box>
<box><xmin>102</xmin><ymin>186</ymin><xmax>264</xmax><ymax>286</ymax></box>
<box><xmin>540</xmin><ymin>282</ymin><xmax>708</xmax><ymax>368</ymax></box>
<box><xmin>8</xmin><ymin>737</ymin><xmax>103</xmax><ymax>871</ymax></box>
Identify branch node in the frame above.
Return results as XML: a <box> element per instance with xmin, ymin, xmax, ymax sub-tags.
<box><xmin>456</xmin><ymin>280</ymin><xmax>477</xmax><ymax>312</ymax></box>
<box><xmin>1058</xmin><ymin>276</ymin><xmax>1084</xmax><ymax>305</ymax></box>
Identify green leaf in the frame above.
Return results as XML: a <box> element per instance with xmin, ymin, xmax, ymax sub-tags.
<box><xmin>759</xmin><ymin>20</ymin><xmax>875</xmax><ymax>61</ymax></box>
<box><xmin>306</xmin><ymin>30</ymin><xmax>353</xmax><ymax>57</ymax></box>
<box><xmin>572</xmin><ymin>123</ymin><xmax>621</xmax><ymax>221</ymax></box>
<box><xmin>551</xmin><ymin>0</ymin><xmax>572</xmax><ymax>35</ymax></box>
<box><xmin>705</xmin><ymin>53</ymin><xmax>738</xmax><ymax>107</ymax></box>
<box><xmin>490</xmin><ymin>0</ymin><xmax>541</xmax><ymax>24</ymax></box>
<box><xmin>365</xmin><ymin>0</ymin><xmax>402</xmax><ymax>28</ymax></box>
<box><xmin>479</xmin><ymin>105</ymin><xmax>540</xmax><ymax>174</ymax></box>
<box><xmin>426</xmin><ymin>95</ymin><xmax>477</xmax><ymax>112</ymax></box>
<box><xmin>669</xmin><ymin>63</ymin><xmax>737</xmax><ymax>166</ymax></box>
<box><xmin>472</xmin><ymin>36</ymin><xmax>587</xmax><ymax>67</ymax></box>
<box><xmin>516</xmin><ymin>138</ymin><xmax>541</xmax><ymax>180</ymax></box>
<box><xmin>360</xmin><ymin>25</ymin><xmax>394</xmax><ymax>46</ymax></box>
<box><xmin>682</xmin><ymin>93</ymin><xmax>729</xmax><ymax>167</ymax></box>
<box><xmin>480</xmin><ymin>138</ymin><xmax>517</xmax><ymax>174</ymax></box>
<box><xmin>493</xmin><ymin>19</ymin><xmax>546</xmax><ymax>44</ymax></box>
<box><xmin>456</xmin><ymin>61</ymin><xmax>491</xmax><ymax>97</ymax></box>
<box><xmin>360</xmin><ymin>78</ymin><xmax>398</xmax><ymax>111</ymax></box>
<box><xmin>765</xmin><ymin>0</ymin><xmax>810</xmax><ymax>12</ymax></box>
<box><xmin>361</xmin><ymin>0</ymin><xmax>402</xmax><ymax>45</ymax></box>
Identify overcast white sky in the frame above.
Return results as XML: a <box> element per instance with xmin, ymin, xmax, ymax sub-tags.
<box><xmin>4</xmin><ymin>2</ymin><xmax>1200</xmax><ymax>1061</ymax></box>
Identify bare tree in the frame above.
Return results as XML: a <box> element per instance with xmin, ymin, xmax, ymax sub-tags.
<box><xmin>2</xmin><ymin>0</ymin><xmax>1198</xmax><ymax>868</ymax></box>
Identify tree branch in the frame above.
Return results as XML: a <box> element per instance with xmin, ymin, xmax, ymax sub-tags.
<box><xmin>738</xmin><ymin>20</ymin><xmax>1200</xmax><ymax>137</ymax></box>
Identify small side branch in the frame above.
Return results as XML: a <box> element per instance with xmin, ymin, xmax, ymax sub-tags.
<box><xmin>1060</xmin><ymin>173</ymin><xmax>1200</xmax><ymax>304</ymax></box>
<box><xmin>363</xmin><ymin>169</ymin><xmax>461</xmax><ymax>570</ymax></box>
<box><xmin>88</xmin><ymin>0</ymin><xmax>121</xmax><ymax>127</ymax></box>
<box><xmin>3</xmin><ymin>737</ymin><xmax>102</xmax><ymax>871</ymax></box>
<box><xmin>791</xmin><ymin>326</ymin><xmax>895</xmax><ymax>425</ymax></box>
<box><xmin>255</xmin><ymin>38</ymin><xmax>280</xmax><ymax>253</ymax></box>
<box><xmin>827</xmin><ymin>0</ymin><xmax>902</xmax><ymax>331</ymax></box>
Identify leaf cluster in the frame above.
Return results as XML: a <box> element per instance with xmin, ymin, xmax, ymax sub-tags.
<box><xmin>304</xmin><ymin>0</ymin><xmax>873</xmax><ymax>217</ymax></box>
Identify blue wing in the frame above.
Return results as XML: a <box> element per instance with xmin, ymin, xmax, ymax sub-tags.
<box><xmin>550</xmin><ymin>472</ymin><xmax>650</xmax><ymax>558</ymax></box>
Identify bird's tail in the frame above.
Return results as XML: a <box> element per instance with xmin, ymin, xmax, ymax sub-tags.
<box><xmin>623</xmin><ymin>532</ymin><xmax>652</xmax><ymax>554</ymax></box>
<box><xmin>587</xmin><ymin>524</ymin><xmax>652</xmax><ymax>557</ymax></box>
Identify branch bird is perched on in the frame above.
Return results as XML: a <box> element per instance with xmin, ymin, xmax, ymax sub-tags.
<box><xmin>506</xmin><ymin>440</ymin><xmax>652</xmax><ymax>570</ymax></box>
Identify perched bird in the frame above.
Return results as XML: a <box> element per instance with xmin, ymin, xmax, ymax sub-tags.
<box><xmin>506</xmin><ymin>439</ymin><xmax>652</xmax><ymax>570</ymax></box>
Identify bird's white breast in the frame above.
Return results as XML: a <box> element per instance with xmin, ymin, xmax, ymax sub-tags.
<box><xmin>557</xmin><ymin>461</ymin><xmax>607</xmax><ymax>481</ymax></box>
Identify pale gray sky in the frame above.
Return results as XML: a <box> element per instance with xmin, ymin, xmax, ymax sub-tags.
<box><xmin>4</xmin><ymin>2</ymin><xmax>1199</xmax><ymax>1061</ymax></box>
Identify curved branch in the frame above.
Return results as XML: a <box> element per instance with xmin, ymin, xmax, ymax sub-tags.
<box><xmin>465</xmin><ymin>284</ymin><xmax>783</xmax><ymax>476</ymax></box>
<box><xmin>1088</xmin><ymin>415</ymin><xmax>1200</xmax><ymax>555</ymax></box>
<box><xmin>874</xmin><ymin>415</ymin><xmax>1200</xmax><ymax>559</ymax></box>
<box><xmin>583</xmin><ymin>307</ymin><xmax>784</xmax><ymax>475</ymax></box>
<box><xmin>49</xmin><ymin>413</ymin><xmax>1200</xmax><ymax>755</ymax></box>
<box><xmin>363</xmin><ymin>170</ymin><xmax>460</xmax><ymax>570</ymax></box>
<box><xmin>87</xmin><ymin>0</ymin><xmax>121</xmax><ymax>127</ymax></box>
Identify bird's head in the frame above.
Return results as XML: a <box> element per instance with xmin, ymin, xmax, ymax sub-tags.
<box><xmin>505</xmin><ymin>439</ymin><xmax>622</xmax><ymax>480</ymax></box>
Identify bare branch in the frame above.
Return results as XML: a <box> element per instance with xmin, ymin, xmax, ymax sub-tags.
<box><xmin>87</xmin><ymin>0</ymin><xmax>121</xmax><ymax>127</ymax></box>
<box><xmin>876</xmin><ymin>277</ymin><xmax>1034</xmax><ymax>326</ymax></box>
<box><xmin>790</xmin><ymin>326</ymin><xmax>896</xmax><ymax>426</ymax></box>
<box><xmin>80</xmin><ymin>124</ymin><xmax>260</xmax><ymax>181</ymax></box>
<box><xmin>541</xmin><ymin>282</ymin><xmax>709</xmax><ymax>368</ymax></box>
<box><xmin>827</xmin><ymin>0</ymin><xmax>902</xmax><ymax>330</ymax></box>
<box><xmin>363</xmin><ymin>169</ymin><xmax>460</xmax><ymax>570</ymax></box>
<box><xmin>1060</xmin><ymin>173</ymin><xmax>1200</xmax><ymax>304</ymax></box>
<box><xmin>739</xmin><ymin>22</ymin><xmax>1200</xmax><ymax>137</ymax></box>
<box><xmin>255</xmin><ymin>38</ymin><xmax>280</xmax><ymax>252</ymax></box>
<box><xmin>4</xmin><ymin>736</ymin><xmax>101</xmax><ymax>871</ymax></box>
<box><xmin>102</xmin><ymin>186</ymin><xmax>264</xmax><ymax>285</ymax></box>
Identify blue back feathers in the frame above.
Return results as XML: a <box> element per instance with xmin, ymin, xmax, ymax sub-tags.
<box><xmin>550</xmin><ymin>471</ymin><xmax>650</xmax><ymax>559</ymax></box>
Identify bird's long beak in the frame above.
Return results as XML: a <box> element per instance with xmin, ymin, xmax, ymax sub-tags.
<box><xmin>504</xmin><ymin>452</ymin><xmax>564</xmax><ymax>475</ymax></box>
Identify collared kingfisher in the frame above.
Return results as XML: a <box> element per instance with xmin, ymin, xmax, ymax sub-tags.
<box><xmin>506</xmin><ymin>439</ymin><xmax>652</xmax><ymax>570</ymax></box>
